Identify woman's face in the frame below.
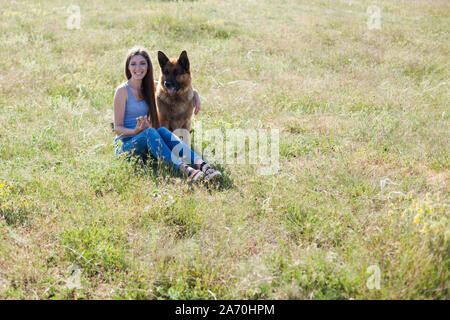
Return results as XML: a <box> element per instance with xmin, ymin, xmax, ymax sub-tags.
<box><xmin>129</xmin><ymin>54</ymin><xmax>148</xmax><ymax>81</ymax></box>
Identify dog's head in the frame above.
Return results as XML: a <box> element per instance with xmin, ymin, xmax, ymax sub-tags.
<box><xmin>157</xmin><ymin>50</ymin><xmax>191</xmax><ymax>95</ymax></box>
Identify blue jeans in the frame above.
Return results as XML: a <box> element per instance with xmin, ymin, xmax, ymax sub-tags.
<box><xmin>114</xmin><ymin>127</ymin><xmax>202</xmax><ymax>170</ymax></box>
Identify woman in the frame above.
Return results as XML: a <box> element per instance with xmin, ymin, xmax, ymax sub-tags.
<box><xmin>113</xmin><ymin>46</ymin><xmax>222</xmax><ymax>183</ymax></box>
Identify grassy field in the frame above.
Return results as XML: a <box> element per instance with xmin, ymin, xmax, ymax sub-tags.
<box><xmin>0</xmin><ymin>0</ymin><xmax>448</xmax><ymax>299</ymax></box>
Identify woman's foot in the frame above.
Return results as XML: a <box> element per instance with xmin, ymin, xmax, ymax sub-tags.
<box><xmin>199</xmin><ymin>162</ymin><xmax>222</xmax><ymax>183</ymax></box>
<box><xmin>180</xmin><ymin>163</ymin><xmax>204</xmax><ymax>184</ymax></box>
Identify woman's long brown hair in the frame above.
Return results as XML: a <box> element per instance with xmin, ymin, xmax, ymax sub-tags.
<box><xmin>124</xmin><ymin>47</ymin><xmax>160</xmax><ymax>129</ymax></box>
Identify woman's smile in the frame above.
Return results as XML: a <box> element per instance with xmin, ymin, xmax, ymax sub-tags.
<box><xmin>132</xmin><ymin>70</ymin><xmax>145</xmax><ymax>78</ymax></box>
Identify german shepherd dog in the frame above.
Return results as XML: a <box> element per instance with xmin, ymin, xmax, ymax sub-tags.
<box><xmin>156</xmin><ymin>50</ymin><xmax>194</xmax><ymax>143</ymax></box>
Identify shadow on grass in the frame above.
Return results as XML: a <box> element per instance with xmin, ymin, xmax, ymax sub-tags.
<box><xmin>128</xmin><ymin>155</ymin><xmax>234</xmax><ymax>191</ymax></box>
<box><xmin>0</xmin><ymin>207</ymin><xmax>30</xmax><ymax>226</ymax></box>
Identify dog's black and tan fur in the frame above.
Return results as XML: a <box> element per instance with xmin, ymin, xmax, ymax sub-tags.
<box><xmin>156</xmin><ymin>50</ymin><xmax>194</xmax><ymax>141</ymax></box>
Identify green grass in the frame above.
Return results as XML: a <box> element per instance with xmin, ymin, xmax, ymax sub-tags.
<box><xmin>0</xmin><ymin>0</ymin><xmax>448</xmax><ymax>299</ymax></box>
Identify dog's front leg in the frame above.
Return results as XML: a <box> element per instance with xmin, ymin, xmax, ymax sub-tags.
<box><xmin>180</xmin><ymin>120</ymin><xmax>192</xmax><ymax>147</ymax></box>
<box><xmin>171</xmin><ymin>120</ymin><xmax>190</xmax><ymax>146</ymax></box>
<box><xmin>159</xmin><ymin>118</ymin><xmax>170</xmax><ymax>130</ymax></box>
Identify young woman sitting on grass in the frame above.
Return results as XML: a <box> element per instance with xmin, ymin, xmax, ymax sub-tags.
<box><xmin>113</xmin><ymin>46</ymin><xmax>222</xmax><ymax>183</ymax></box>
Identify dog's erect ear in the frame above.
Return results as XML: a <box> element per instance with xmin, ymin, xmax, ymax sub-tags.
<box><xmin>178</xmin><ymin>50</ymin><xmax>190</xmax><ymax>72</ymax></box>
<box><xmin>158</xmin><ymin>51</ymin><xmax>169</xmax><ymax>69</ymax></box>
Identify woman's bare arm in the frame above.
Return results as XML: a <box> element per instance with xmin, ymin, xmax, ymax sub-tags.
<box><xmin>193</xmin><ymin>90</ymin><xmax>201</xmax><ymax>115</ymax></box>
<box><xmin>114</xmin><ymin>85</ymin><xmax>146</xmax><ymax>136</ymax></box>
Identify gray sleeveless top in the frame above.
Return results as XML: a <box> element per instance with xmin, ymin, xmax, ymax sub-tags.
<box><xmin>115</xmin><ymin>82</ymin><xmax>149</xmax><ymax>142</ymax></box>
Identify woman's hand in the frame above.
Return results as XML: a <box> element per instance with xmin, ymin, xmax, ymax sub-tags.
<box><xmin>193</xmin><ymin>90</ymin><xmax>201</xmax><ymax>115</ymax></box>
<box><xmin>134</xmin><ymin>116</ymin><xmax>149</xmax><ymax>134</ymax></box>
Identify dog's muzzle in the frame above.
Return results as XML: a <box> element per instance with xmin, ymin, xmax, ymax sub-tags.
<box><xmin>164</xmin><ymin>80</ymin><xmax>180</xmax><ymax>94</ymax></box>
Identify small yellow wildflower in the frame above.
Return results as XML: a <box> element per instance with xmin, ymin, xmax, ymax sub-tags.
<box><xmin>410</xmin><ymin>195</ymin><xmax>412</xmax><ymax>200</ymax></box>
<box><xmin>429</xmin><ymin>209</ymin><xmax>432</xmax><ymax>214</ymax></box>
<box><xmin>18</xmin><ymin>204</ymin><xmax>21</xmax><ymax>208</ymax></box>
<box><xmin>393</xmin><ymin>206</ymin><xmax>396</xmax><ymax>209</ymax></box>
<box><xmin>423</xmin><ymin>229</ymin><xmax>427</xmax><ymax>234</ymax></box>
<box><xmin>414</xmin><ymin>216</ymin><xmax>420</xmax><ymax>224</ymax></box>
<box><xmin>434</xmin><ymin>229</ymin><xmax>437</xmax><ymax>234</ymax></box>
<box><xmin>0</xmin><ymin>184</ymin><xmax>4</xmax><ymax>188</ymax></box>
<box><xmin>7</xmin><ymin>186</ymin><xmax>12</xmax><ymax>190</ymax></box>
<box><xmin>441</xmin><ymin>208</ymin><xmax>443</xmax><ymax>211</ymax></box>
<box><xmin>398</xmin><ymin>198</ymin><xmax>401</xmax><ymax>202</ymax></box>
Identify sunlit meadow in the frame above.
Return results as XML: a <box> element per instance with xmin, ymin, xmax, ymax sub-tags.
<box><xmin>0</xmin><ymin>0</ymin><xmax>448</xmax><ymax>299</ymax></box>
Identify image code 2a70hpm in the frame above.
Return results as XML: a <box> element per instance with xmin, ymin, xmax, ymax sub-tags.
<box><xmin>174</xmin><ymin>304</ymin><xmax>275</xmax><ymax>317</ymax></box>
